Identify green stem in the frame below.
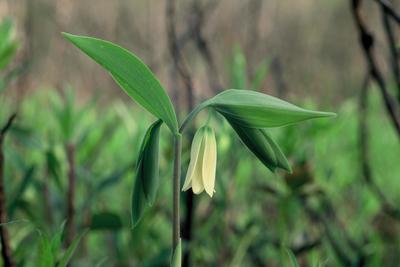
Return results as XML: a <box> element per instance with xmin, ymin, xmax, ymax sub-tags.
<box><xmin>172</xmin><ymin>134</ymin><xmax>182</xmax><ymax>249</ymax></box>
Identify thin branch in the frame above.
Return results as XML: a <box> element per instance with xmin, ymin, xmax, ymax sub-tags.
<box><xmin>380</xmin><ymin>3</ymin><xmax>400</xmax><ymax>101</ymax></box>
<box><xmin>373</xmin><ymin>0</ymin><xmax>400</xmax><ymax>25</ymax></box>
<box><xmin>351</xmin><ymin>0</ymin><xmax>400</xmax><ymax>137</ymax></box>
<box><xmin>189</xmin><ymin>0</ymin><xmax>222</xmax><ymax>92</ymax></box>
<box><xmin>166</xmin><ymin>0</ymin><xmax>195</xmax><ymax>113</ymax></box>
<box><xmin>0</xmin><ymin>114</ymin><xmax>16</xmax><ymax>139</ymax></box>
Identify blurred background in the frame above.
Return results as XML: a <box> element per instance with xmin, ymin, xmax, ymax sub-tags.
<box><xmin>1</xmin><ymin>0</ymin><xmax>400</xmax><ymax>266</ymax></box>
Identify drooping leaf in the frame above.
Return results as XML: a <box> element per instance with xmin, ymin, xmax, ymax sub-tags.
<box><xmin>224</xmin><ymin>114</ymin><xmax>291</xmax><ymax>172</ymax></box>
<box><xmin>131</xmin><ymin>120</ymin><xmax>163</xmax><ymax>227</ymax></box>
<box><xmin>58</xmin><ymin>230</ymin><xmax>87</xmax><ymax>267</ymax></box>
<box><xmin>211</xmin><ymin>90</ymin><xmax>335</xmax><ymax>128</ymax></box>
<box><xmin>171</xmin><ymin>239</ymin><xmax>182</xmax><ymax>267</ymax></box>
<box><xmin>262</xmin><ymin>130</ymin><xmax>291</xmax><ymax>172</ymax></box>
<box><xmin>62</xmin><ymin>33</ymin><xmax>178</xmax><ymax>134</ymax></box>
<box><xmin>181</xmin><ymin>89</ymin><xmax>335</xmax><ymax>132</ymax></box>
<box><xmin>224</xmin><ymin>116</ymin><xmax>277</xmax><ymax>172</ymax></box>
<box><xmin>36</xmin><ymin>232</ymin><xmax>54</xmax><ymax>267</ymax></box>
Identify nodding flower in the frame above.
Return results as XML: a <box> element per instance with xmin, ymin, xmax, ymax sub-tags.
<box><xmin>182</xmin><ymin>125</ymin><xmax>217</xmax><ymax>197</ymax></box>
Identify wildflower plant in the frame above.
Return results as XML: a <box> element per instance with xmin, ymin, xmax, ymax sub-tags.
<box><xmin>63</xmin><ymin>33</ymin><xmax>335</xmax><ymax>266</ymax></box>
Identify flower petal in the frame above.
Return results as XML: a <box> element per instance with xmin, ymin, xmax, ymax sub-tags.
<box><xmin>182</xmin><ymin>128</ymin><xmax>204</xmax><ymax>191</ymax></box>
<box><xmin>192</xmin><ymin>131</ymin><xmax>206</xmax><ymax>194</ymax></box>
<box><xmin>202</xmin><ymin>127</ymin><xmax>217</xmax><ymax>197</ymax></box>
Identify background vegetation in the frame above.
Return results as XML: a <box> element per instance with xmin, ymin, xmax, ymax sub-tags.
<box><xmin>1</xmin><ymin>0</ymin><xmax>400</xmax><ymax>266</ymax></box>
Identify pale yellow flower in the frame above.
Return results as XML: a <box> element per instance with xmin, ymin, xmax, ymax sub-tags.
<box><xmin>182</xmin><ymin>126</ymin><xmax>217</xmax><ymax>197</ymax></box>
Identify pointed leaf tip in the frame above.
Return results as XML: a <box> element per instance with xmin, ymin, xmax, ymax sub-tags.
<box><xmin>211</xmin><ymin>89</ymin><xmax>336</xmax><ymax>128</ymax></box>
<box><xmin>62</xmin><ymin>32</ymin><xmax>178</xmax><ymax>133</ymax></box>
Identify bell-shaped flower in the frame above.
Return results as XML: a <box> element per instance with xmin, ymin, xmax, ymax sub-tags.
<box><xmin>182</xmin><ymin>126</ymin><xmax>217</xmax><ymax>197</ymax></box>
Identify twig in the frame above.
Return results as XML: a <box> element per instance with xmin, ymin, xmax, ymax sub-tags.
<box><xmin>189</xmin><ymin>0</ymin><xmax>222</xmax><ymax>92</ymax></box>
<box><xmin>0</xmin><ymin>114</ymin><xmax>16</xmax><ymax>139</ymax></box>
<box><xmin>380</xmin><ymin>3</ymin><xmax>400</xmax><ymax>101</ymax></box>
<box><xmin>0</xmin><ymin>114</ymin><xmax>16</xmax><ymax>267</ymax></box>
<box><xmin>166</xmin><ymin>0</ymin><xmax>195</xmax><ymax>113</ymax></box>
<box><xmin>351</xmin><ymin>0</ymin><xmax>400</xmax><ymax>137</ymax></box>
<box><xmin>373</xmin><ymin>0</ymin><xmax>400</xmax><ymax>25</ymax></box>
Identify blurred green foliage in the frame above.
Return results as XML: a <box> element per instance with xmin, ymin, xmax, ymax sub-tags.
<box><xmin>1</xmin><ymin>15</ymin><xmax>400</xmax><ymax>267</ymax></box>
<box><xmin>1</xmin><ymin>83</ymin><xmax>398</xmax><ymax>266</ymax></box>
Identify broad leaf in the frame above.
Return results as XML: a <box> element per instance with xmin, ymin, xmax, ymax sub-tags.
<box><xmin>138</xmin><ymin>120</ymin><xmax>162</xmax><ymax>203</ymax></box>
<box><xmin>211</xmin><ymin>90</ymin><xmax>335</xmax><ymax>128</ymax></box>
<box><xmin>181</xmin><ymin>89</ymin><xmax>335</xmax><ymax>132</ymax></box>
<box><xmin>262</xmin><ymin>130</ymin><xmax>291</xmax><ymax>172</ymax></box>
<box><xmin>225</xmin><ymin>116</ymin><xmax>291</xmax><ymax>172</ymax></box>
<box><xmin>131</xmin><ymin>166</ymin><xmax>148</xmax><ymax>228</ymax></box>
<box><xmin>131</xmin><ymin>120</ymin><xmax>162</xmax><ymax>227</ymax></box>
<box><xmin>62</xmin><ymin>33</ymin><xmax>178</xmax><ymax>133</ymax></box>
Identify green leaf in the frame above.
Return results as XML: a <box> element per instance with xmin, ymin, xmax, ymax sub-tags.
<box><xmin>58</xmin><ymin>230</ymin><xmax>87</xmax><ymax>267</ymax></box>
<box><xmin>90</xmin><ymin>211</ymin><xmax>123</xmax><ymax>231</ymax></box>
<box><xmin>286</xmin><ymin>248</ymin><xmax>300</xmax><ymax>267</ymax></box>
<box><xmin>138</xmin><ymin>120</ymin><xmax>162</xmax><ymax>203</ymax></box>
<box><xmin>181</xmin><ymin>89</ymin><xmax>335</xmax><ymax>132</ymax></box>
<box><xmin>211</xmin><ymin>90</ymin><xmax>336</xmax><ymax>128</ymax></box>
<box><xmin>62</xmin><ymin>33</ymin><xmax>178</xmax><ymax>134</ymax></box>
<box><xmin>50</xmin><ymin>221</ymin><xmax>66</xmax><ymax>256</ymax></box>
<box><xmin>171</xmin><ymin>239</ymin><xmax>182</xmax><ymax>267</ymax></box>
<box><xmin>225</xmin><ymin>116</ymin><xmax>291</xmax><ymax>172</ymax></box>
<box><xmin>36</xmin><ymin>232</ymin><xmax>54</xmax><ymax>267</ymax></box>
<box><xmin>131</xmin><ymin>171</ymin><xmax>148</xmax><ymax>228</ymax></box>
<box><xmin>262</xmin><ymin>131</ymin><xmax>291</xmax><ymax>172</ymax></box>
<box><xmin>131</xmin><ymin>120</ymin><xmax>163</xmax><ymax>227</ymax></box>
